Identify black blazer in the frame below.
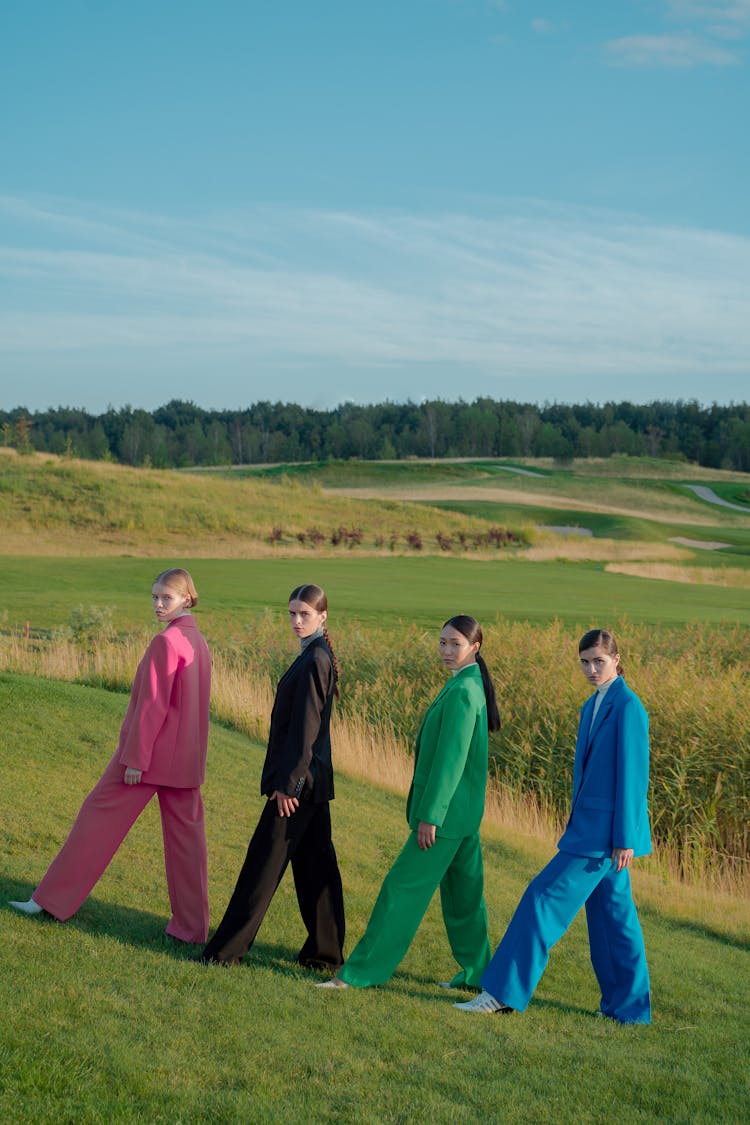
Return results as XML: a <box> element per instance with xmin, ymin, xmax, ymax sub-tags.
<box><xmin>260</xmin><ymin>637</ymin><xmax>337</xmax><ymax>803</ymax></box>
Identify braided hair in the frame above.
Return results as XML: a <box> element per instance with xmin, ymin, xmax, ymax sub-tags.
<box><xmin>289</xmin><ymin>583</ymin><xmax>340</xmax><ymax>698</ymax></box>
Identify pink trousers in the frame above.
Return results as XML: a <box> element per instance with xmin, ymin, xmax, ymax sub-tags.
<box><xmin>33</xmin><ymin>756</ymin><xmax>209</xmax><ymax>943</ymax></box>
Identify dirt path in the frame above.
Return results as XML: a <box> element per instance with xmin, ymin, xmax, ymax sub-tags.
<box><xmin>323</xmin><ymin>485</ymin><xmax>723</xmax><ymax>527</ymax></box>
<box><xmin>684</xmin><ymin>484</ymin><xmax>750</xmax><ymax>513</ymax></box>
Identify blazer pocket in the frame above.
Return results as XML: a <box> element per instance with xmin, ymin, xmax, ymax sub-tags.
<box><xmin>581</xmin><ymin>796</ymin><xmax>615</xmax><ymax>811</ymax></box>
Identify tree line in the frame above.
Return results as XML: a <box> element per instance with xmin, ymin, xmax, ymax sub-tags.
<box><xmin>2</xmin><ymin>398</ymin><xmax>749</xmax><ymax>471</ymax></box>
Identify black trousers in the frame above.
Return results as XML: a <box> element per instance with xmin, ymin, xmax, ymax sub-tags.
<box><xmin>201</xmin><ymin>799</ymin><xmax>345</xmax><ymax>969</ymax></box>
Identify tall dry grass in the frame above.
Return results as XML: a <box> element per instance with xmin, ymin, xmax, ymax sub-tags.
<box><xmin>606</xmin><ymin>562</ymin><xmax>750</xmax><ymax>588</ymax></box>
<box><xmin>2</xmin><ymin>617</ymin><xmax>748</xmax><ymax>893</ymax></box>
<box><xmin>524</xmin><ymin>540</ymin><xmax>691</xmax><ymax>564</ymax></box>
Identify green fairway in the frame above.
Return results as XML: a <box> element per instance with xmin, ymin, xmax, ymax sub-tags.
<box><xmin>422</xmin><ymin>498</ymin><xmax>750</xmax><ymax>555</ymax></box>
<box><xmin>1</xmin><ymin>673</ymin><xmax>748</xmax><ymax>1123</ymax></box>
<box><xmin>3</xmin><ymin>554</ymin><xmax>750</xmax><ymax>637</ymax></box>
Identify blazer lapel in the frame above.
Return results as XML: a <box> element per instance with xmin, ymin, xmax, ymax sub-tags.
<box><xmin>571</xmin><ymin>695</ymin><xmax>595</xmax><ymax>803</ymax></box>
<box><xmin>414</xmin><ymin>677</ymin><xmax>454</xmax><ymax>759</ymax></box>
<box><xmin>583</xmin><ymin>677</ymin><xmax>625</xmax><ymax>770</ymax></box>
<box><xmin>414</xmin><ymin>668</ymin><xmax>477</xmax><ymax>762</ymax></box>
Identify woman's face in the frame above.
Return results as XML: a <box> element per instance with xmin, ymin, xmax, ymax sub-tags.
<box><xmin>579</xmin><ymin>643</ymin><xmax>620</xmax><ymax>688</ymax></box>
<box><xmin>289</xmin><ymin>598</ymin><xmax>327</xmax><ymax>639</ymax></box>
<box><xmin>438</xmin><ymin>624</ymin><xmax>480</xmax><ymax>672</ymax></box>
<box><xmin>152</xmin><ymin>582</ymin><xmax>190</xmax><ymax>623</ymax></box>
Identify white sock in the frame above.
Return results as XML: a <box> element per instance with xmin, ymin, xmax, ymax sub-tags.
<box><xmin>8</xmin><ymin>897</ymin><xmax>43</xmax><ymax>916</ymax></box>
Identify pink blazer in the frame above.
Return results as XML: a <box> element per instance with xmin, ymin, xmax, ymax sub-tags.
<box><xmin>116</xmin><ymin>615</ymin><xmax>211</xmax><ymax>788</ymax></box>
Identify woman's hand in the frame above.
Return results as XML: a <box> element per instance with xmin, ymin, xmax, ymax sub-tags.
<box><xmin>417</xmin><ymin>821</ymin><xmax>437</xmax><ymax>850</ymax></box>
<box><xmin>272</xmin><ymin>791</ymin><xmax>300</xmax><ymax>817</ymax></box>
<box><xmin>611</xmin><ymin>847</ymin><xmax>634</xmax><ymax>871</ymax></box>
<box><xmin>124</xmin><ymin>767</ymin><xmax>143</xmax><ymax>786</ymax></box>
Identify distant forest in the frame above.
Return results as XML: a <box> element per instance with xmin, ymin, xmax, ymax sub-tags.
<box><xmin>2</xmin><ymin>398</ymin><xmax>750</xmax><ymax>471</ymax></box>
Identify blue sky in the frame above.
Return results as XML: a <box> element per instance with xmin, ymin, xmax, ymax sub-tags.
<box><xmin>1</xmin><ymin>0</ymin><xmax>749</xmax><ymax>412</ymax></box>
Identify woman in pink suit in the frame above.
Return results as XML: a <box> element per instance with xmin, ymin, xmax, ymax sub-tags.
<box><xmin>9</xmin><ymin>567</ymin><xmax>212</xmax><ymax>943</ymax></box>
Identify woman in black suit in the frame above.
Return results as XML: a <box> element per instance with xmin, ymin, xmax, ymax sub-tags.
<box><xmin>201</xmin><ymin>584</ymin><xmax>345</xmax><ymax>969</ymax></box>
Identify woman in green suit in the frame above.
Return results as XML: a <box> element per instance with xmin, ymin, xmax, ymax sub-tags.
<box><xmin>318</xmin><ymin>615</ymin><xmax>501</xmax><ymax>991</ymax></box>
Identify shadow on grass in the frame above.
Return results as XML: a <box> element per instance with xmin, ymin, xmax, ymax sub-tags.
<box><xmin>640</xmin><ymin>904</ymin><xmax>750</xmax><ymax>952</ymax></box>
<box><xmin>1</xmin><ymin>876</ymin><xmax>329</xmax><ymax>971</ymax></box>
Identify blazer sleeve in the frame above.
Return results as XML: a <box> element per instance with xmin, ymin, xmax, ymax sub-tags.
<box><xmin>118</xmin><ymin>633</ymin><xmax>180</xmax><ymax>774</ymax></box>
<box><xmin>275</xmin><ymin>650</ymin><xmax>332</xmax><ymax>796</ymax></box>
<box><xmin>412</xmin><ymin>685</ymin><xmax>478</xmax><ymax>827</ymax></box>
<box><xmin>613</xmin><ymin>695</ymin><xmax>650</xmax><ymax>850</ymax></box>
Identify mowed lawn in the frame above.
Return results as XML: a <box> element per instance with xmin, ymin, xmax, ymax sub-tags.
<box><xmin>3</xmin><ymin>555</ymin><xmax>750</xmax><ymax>638</ymax></box>
<box><xmin>1</xmin><ymin>674</ymin><xmax>748</xmax><ymax>1124</ymax></box>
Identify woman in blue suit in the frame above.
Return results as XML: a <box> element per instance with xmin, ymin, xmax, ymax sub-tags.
<box><xmin>456</xmin><ymin>628</ymin><xmax>651</xmax><ymax>1024</ymax></box>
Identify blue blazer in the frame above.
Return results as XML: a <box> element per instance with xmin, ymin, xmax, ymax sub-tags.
<box><xmin>557</xmin><ymin>675</ymin><xmax>651</xmax><ymax>859</ymax></box>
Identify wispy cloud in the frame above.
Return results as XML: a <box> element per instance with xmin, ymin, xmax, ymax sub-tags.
<box><xmin>605</xmin><ymin>0</ymin><xmax>749</xmax><ymax>67</ymax></box>
<box><xmin>0</xmin><ymin>195</ymin><xmax>748</xmax><ymax>403</ymax></box>
<box><xmin>531</xmin><ymin>18</ymin><xmax>554</xmax><ymax>34</ymax></box>
<box><xmin>605</xmin><ymin>32</ymin><xmax>740</xmax><ymax>66</ymax></box>
<box><xmin>666</xmin><ymin>1</ymin><xmax>750</xmax><ymax>36</ymax></box>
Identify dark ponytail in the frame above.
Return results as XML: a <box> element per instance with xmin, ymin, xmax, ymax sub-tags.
<box><xmin>475</xmin><ymin>652</ymin><xmax>501</xmax><ymax>733</ymax></box>
<box><xmin>443</xmin><ymin>615</ymin><xmax>501</xmax><ymax>733</ymax></box>
<box><xmin>322</xmin><ymin>627</ymin><xmax>341</xmax><ymax>700</ymax></box>
<box><xmin>290</xmin><ymin>583</ymin><xmax>340</xmax><ymax>699</ymax></box>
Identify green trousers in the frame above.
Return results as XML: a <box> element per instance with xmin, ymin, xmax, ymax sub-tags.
<box><xmin>338</xmin><ymin>829</ymin><xmax>491</xmax><ymax>988</ymax></box>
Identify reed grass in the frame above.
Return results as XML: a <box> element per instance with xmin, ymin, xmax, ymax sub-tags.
<box><xmin>2</xmin><ymin>615</ymin><xmax>747</xmax><ymax>893</ymax></box>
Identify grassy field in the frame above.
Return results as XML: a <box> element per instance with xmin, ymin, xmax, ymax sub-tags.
<box><xmin>3</xmin><ymin>555</ymin><xmax>750</xmax><ymax>638</ymax></box>
<box><xmin>311</xmin><ymin>460</ymin><xmax>750</xmax><ymax>558</ymax></box>
<box><xmin>2</xmin><ymin>576</ymin><xmax>746</xmax><ymax>882</ymax></box>
<box><xmin>5</xmin><ymin>450</ymin><xmax>750</xmax><ymax>567</ymax></box>
<box><xmin>2</xmin><ymin>453</ymin><xmax>749</xmax><ymax>1119</ymax></box>
<box><xmin>199</xmin><ymin>453</ymin><xmax>750</xmax><ymax>563</ymax></box>
<box><xmin>2</xmin><ymin>450</ymin><xmax>749</xmax><ymax>879</ymax></box>
<box><xmin>205</xmin><ymin>455</ymin><xmax>750</xmax><ymax>486</ymax></box>
<box><xmin>2</xmin><ymin>674</ymin><xmax>748</xmax><ymax>1124</ymax></box>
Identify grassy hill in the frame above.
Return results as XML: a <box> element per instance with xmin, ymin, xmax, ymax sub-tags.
<box><xmin>1</xmin><ymin>673</ymin><xmax>748</xmax><ymax>1124</ymax></box>
<box><xmin>194</xmin><ymin>454</ymin><xmax>750</xmax><ymax>567</ymax></box>
<box><xmin>4</xmin><ymin>450</ymin><xmax>750</xmax><ymax>568</ymax></box>
<box><xmin>0</xmin><ymin>449</ymin><xmax>528</xmax><ymax>558</ymax></box>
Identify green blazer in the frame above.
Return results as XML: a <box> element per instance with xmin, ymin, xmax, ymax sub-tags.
<box><xmin>406</xmin><ymin>663</ymin><xmax>488</xmax><ymax>839</ymax></box>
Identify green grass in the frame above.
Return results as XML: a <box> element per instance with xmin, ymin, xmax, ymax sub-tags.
<box><xmin>423</xmin><ymin>499</ymin><xmax>750</xmax><ymax>557</ymax></box>
<box><xmin>3</xmin><ymin>554</ymin><xmax>750</xmax><ymax>638</ymax></box>
<box><xmin>423</xmin><ymin>499</ymin><xmax>674</xmax><ymax>541</ymax></box>
<box><xmin>208</xmin><ymin>459</ymin><xmax>528</xmax><ymax>485</ymax></box>
<box><xmin>1</xmin><ymin>673</ymin><xmax>748</xmax><ymax>1123</ymax></box>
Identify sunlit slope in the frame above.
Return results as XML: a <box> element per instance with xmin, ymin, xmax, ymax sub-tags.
<box><xmin>0</xmin><ymin>450</ymin><xmax>525</xmax><ymax>556</ymax></box>
<box><xmin>1</xmin><ymin>672</ymin><xmax>748</xmax><ymax>1123</ymax></box>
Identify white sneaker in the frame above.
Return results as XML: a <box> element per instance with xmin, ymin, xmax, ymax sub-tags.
<box><xmin>9</xmin><ymin>898</ymin><xmax>44</xmax><ymax>916</ymax></box>
<box><xmin>454</xmin><ymin>990</ymin><xmax>514</xmax><ymax>1014</ymax></box>
<box><xmin>315</xmin><ymin>978</ymin><xmax>349</xmax><ymax>989</ymax></box>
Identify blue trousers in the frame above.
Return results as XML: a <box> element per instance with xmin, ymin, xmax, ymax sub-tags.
<box><xmin>481</xmin><ymin>851</ymin><xmax>651</xmax><ymax>1023</ymax></box>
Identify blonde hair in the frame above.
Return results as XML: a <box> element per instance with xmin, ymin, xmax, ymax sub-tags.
<box><xmin>153</xmin><ymin>568</ymin><xmax>198</xmax><ymax>608</ymax></box>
